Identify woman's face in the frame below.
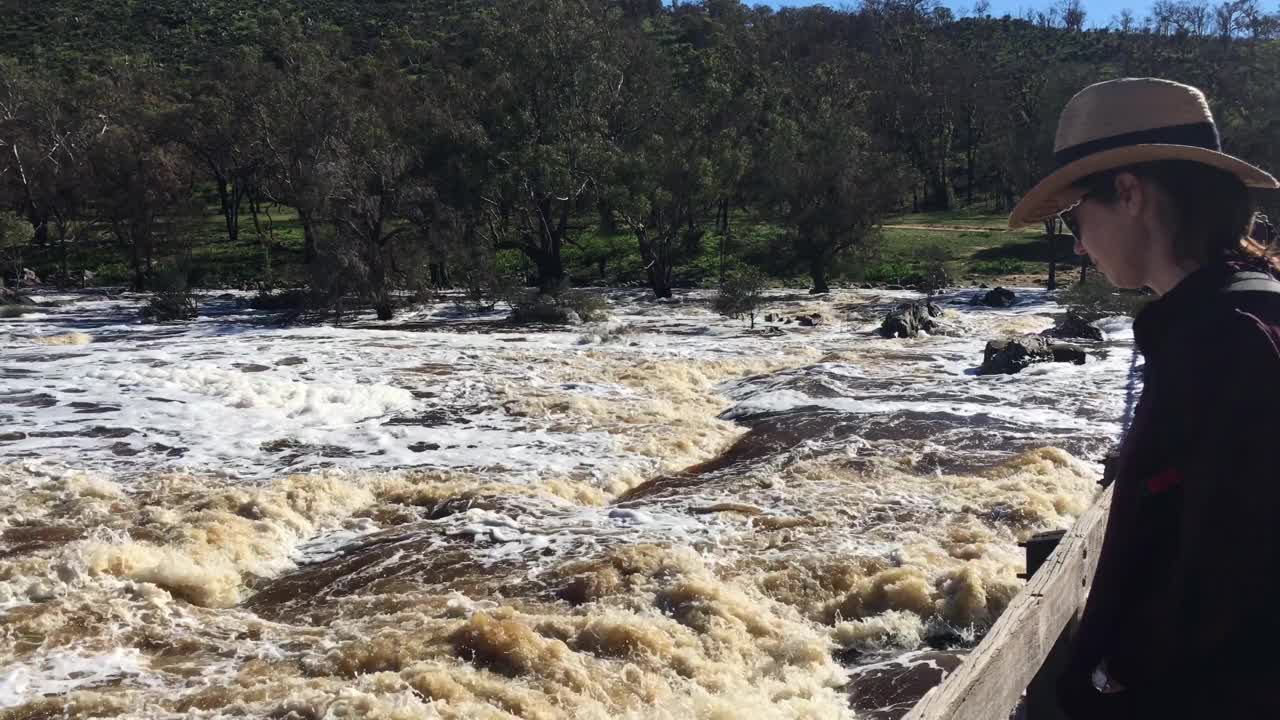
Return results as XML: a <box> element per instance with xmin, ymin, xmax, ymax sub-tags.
<box><xmin>1066</xmin><ymin>176</ymin><xmax>1151</xmax><ymax>290</ymax></box>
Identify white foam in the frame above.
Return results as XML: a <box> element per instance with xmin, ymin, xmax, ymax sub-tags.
<box><xmin>0</xmin><ymin>287</ymin><xmax>1136</xmax><ymax>485</ymax></box>
<box><xmin>0</xmin><ymin>648</ymin><xmax>158</xmax><ymax>708</ymax></box>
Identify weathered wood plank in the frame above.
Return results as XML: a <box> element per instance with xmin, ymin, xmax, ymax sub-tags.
<box><xmin>903</xmin><ymin>486</ymin><xmax>1113</xmax><ymax>720</ymax></box>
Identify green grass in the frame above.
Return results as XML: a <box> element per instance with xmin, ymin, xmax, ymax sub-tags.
<box><xmin>18</xmin><ymin>203</ymin><xmax>1070</xmax><ymax>291</ymax></box>
<box><xmin>23</xmin><ymin>202</ymin><xmax>309</xmax><ymax>289</ymax></box>
<box><xmin>865</xmin><ymin>224</ymin><xmax>1078</xmax><ymax>283</ymax></box>
<box><xmin>886</xmin><ymin>207</ymin><xmax>1025</xmax><ymax>230</ymax></box>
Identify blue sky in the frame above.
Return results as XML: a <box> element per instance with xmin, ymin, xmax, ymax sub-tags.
<box><xmin>769</xmin><ymin>0</ymin><xmax>1148</xmax><ymax>26</ymax></box>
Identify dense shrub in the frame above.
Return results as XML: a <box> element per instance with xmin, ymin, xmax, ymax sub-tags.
<box><xmin>1061</xmin><ymin>274</ymin><xmax>1151</xmax><ymax>320</ymax></box>
<box><xmin>143</xmin><ymin>291</ymin><xmax>199</xmax><ymax>321</ymax></box>
<box><xmin>714</xmin><ymin>267</ymin><xmax>768</xmax><ymax>327</ymax></box>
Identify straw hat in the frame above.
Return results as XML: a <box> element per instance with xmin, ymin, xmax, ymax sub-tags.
<box><xmin>1008</xmin><ymin>78</ymin><xmax>1279</xmax><ymax>229</ymax></box>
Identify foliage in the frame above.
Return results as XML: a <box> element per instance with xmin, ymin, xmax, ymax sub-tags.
<box><xmin>0</xmin><ymin>210</ymin><xmax>34</xmax><ymax>282</ymax></box>
<box><xmin>560</xmin><ymin>290</ymin><xmax>611</xmax><ymax>323</ymax></box>
<box><xmin>714</xmin><ymin>266</ymin><xmax>768</xmax><ymax>327</ymax></box>
<box><xmin>143</xmin><ymin>291</ymin><xmax>200</xmax><ymax>321</ymax></box>
<box><xmin>249</xmin><ymin>288</ymin><xmax>311</xmax><ymax>311</ymax></box>
<box><xmin>5</xmin><ymin>0</ymin><xmax>1280</xmax><ymax>301</ymax></box>
<box><xmin>917</xmin><ymin>244</ymin><xmax>953</xmax><ymax>296</ymax></box>
<box><xmin>1061</xmin><ymin>273</ymin><xmax>1152</xmax><ymax>320</ymax></box>
<box><xmin>969</xmin><ymin>258</ymin><xmax>1027</xmax><ymax>276</ymax></box>
<box><xmin>510</xmin><ymin>290</ymin><xmax>609</xmax><ymax>325</ymax></box>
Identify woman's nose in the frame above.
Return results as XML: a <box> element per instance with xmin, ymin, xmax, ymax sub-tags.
<box><xmin>1073</xmin><ymin>236</ymin><xmax>1087</xmax><ymax>256</ymax></box>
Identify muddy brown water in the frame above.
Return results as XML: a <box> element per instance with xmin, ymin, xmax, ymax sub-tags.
<box><xmin>0</xmin><ymin>288</ymin><xmax>1128</xmax><ymax>718</ymax></box>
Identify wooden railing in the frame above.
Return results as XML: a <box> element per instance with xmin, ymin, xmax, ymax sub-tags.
<box><xmin>904</xmin><ymin>486</ymin><xmax>1113</xmax><ymax>720</ymax></box>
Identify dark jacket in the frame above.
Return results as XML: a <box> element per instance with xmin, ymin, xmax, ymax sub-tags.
<box><xmin>1059</xmin><ymin>262</ymin><xmax>1280</xmax><ymax>719</ymax></box>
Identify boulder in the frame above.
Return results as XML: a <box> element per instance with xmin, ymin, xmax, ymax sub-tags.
<box><xmin>972</xmin><ymin>287</ymin><xmax>1017</xmax><ymax>307</ymax></box>
<box><xmin>19</xmin><ymin>268</ymin><xmax>40</xmax><ymax>287</ymax></box>
<box><xmin>878</xmin><ymin>301</ymin><xmax>943</xmax><ymax>339</ymax></box>
<box><xmin>844</xmin><ymin>650</ymin><xmax>967</xmax><ymax>720</ymax></box>
<box><xmin>798</xmin><ymin>314</ymin><xmax>822</xmax><ymax>327</ymax></box>
<box><xmin>511</xmin><ymin>302</ymin><xmax>582</xmax><ymax>326</ymax></box>
<box><xmin>1041</xmin><ymin>310</ymin><xmax>1104</xmax><ymax>341</ymax></box>
<box><xmin>979</xmin><ymin>336</ymin><xmax>1087</xmax><ymax>375</ymax></box>
<box><xmin>764</xmin><ymin>313</ymin><xmax>775</xmax><ymax>323</ymax></box>
<box><xmin>0</xmin><ymin>287</ymin><xmax>35</xmax><ymax>306</ymax></box>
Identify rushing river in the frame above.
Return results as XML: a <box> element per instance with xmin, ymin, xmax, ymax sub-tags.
<box><xmin>0</xmin><ymin>287</ymin><xmax>1135</xmax><ymax>719</ymax></box>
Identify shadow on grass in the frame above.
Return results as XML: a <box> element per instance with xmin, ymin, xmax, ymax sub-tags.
<box><xmin>970</xmin><ymin>235</ymin><xmax>1081</xmax><ymax>266</ymax></box>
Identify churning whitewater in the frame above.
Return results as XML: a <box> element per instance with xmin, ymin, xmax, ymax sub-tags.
<box><xmin>0</xmin><ymin>287</ymin><xmax>1134</xmax><ymax>719</ymax></box>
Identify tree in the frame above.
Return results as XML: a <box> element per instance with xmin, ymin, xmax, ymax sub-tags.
<box><xmin>1044</xmin><ymin>217</ymin><xmax>1063</xmax><ymax>290</ymax></box>
<box><xmin>86</xmin><ymin>65</ymin><xmax>200</xmax><ymax>291</ymax></box>
<box><xmin>164</xmin><ymin>50</ymin><xmax>266</xmax><ymax>248</ymax></box>
<box><xmin>714</xmin><ymin>266</ymin><xmax>767</xmax><ymax>328</ymax></box>
<box><xmin>1056</xmin><ymin>0</ymin><xmax>1087</xmax><ymax>30</ymax></box>
<box><xmin>0</xmin><ymin>209</ymin><xmax>33</xmax><ymax>284</ymax></box>
<box><xmin>1113</xmin><ymin>9</ymin><xmax>1138</xmax><ymax>33</ymax></box>
<box><xmin>470</xmin><ymin>0</ymin><xmax>624</xmax><ymax>293</ymax></box>
<box><xmin>756</xmin><ymin>56</ymin><xmax>905</xmax><ymax>293</ymax></box>
<box><xmin>324</xmin><ymin>56</ymin><xmax>431</xmax><ymax>320</ymax></box>
<box><xmin>254</xmin><ymin>26</ymin><xmax>352</xmax><ymax>265</ymax></box>
<box><xmin>862</xmin><ymin>0</ymin><xmax>960</xmax><ymax>211</ymax></box>
<box><xmin>607</xmin><ymin>8</ymin><xmax>750</xmax><ymax>298</ymax></box>
<box><xmin>0</xmin><ymin>56</ymin><xmax>103</xmax><ymax>269</ymax></box>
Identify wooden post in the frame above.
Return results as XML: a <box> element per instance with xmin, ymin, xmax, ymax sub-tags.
<box><xmin>1019</xmin><ymin>530</ymin><xmax>1066</xmax><ymax>580</ymax></box>
<box><xmin>904</xmin><ymin>486</ymin><xmax>1111</xmax><ymax>720</ymax></box>
<box><xmin>1020</xmin><ymin>530</ymin><xmax>1071</xmax><ymax>720</ymax></box>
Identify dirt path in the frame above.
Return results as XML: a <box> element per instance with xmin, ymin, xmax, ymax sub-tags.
<box><xmin>881</xmin><ymin>223</ymin><xmax>1013</xmax><ymax>233</ymax></box>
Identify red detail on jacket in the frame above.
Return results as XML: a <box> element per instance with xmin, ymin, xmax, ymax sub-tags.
<box><xmin>1145</xmin><ymin>467</ymin><xmax>1183</xmax><ymax>494</ymax></box>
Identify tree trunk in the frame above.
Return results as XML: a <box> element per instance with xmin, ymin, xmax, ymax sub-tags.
<box><xmin>130</xmin><ymin>240</ymin><xmax>146</xmax><ymax>292</ymax></box>
<box><xmin>429</xmin><ymin>262</ymin><xmax>448</xmax><ymax>289</ymax></box>
<box><xmin>718</xmin><ymin>198</ymin><xmax>731</xmax><ymax>284</ymax></box>
<box><xmin>966</xmin><ymin>147</ymin><xmax>977</xmax><ymax>205</ymax></box>
<box><xmin>533</xmin><ymin>248</ymin><xmax>564</xmax><ymax>294</ymax></box>
<box><xmin>598</xmin><ymin>201</ymin><xmax>617</xmax><ymax>235</ymax></box>
<box><xmin>650</xmin><ymin>279</ymin><xmax>673</xmax><ymax>299</ymax></box>
<box><xmin>27</xmin><ymin>209</ymin><xmax>48</xmax><ymax>248</ymax></box>
<box><xmin>300</xmin><ymin>209</ymin><xmax>318</xmax><ymax>265</ymax></box>
<box><xmin>809</xmin><ymin>254</ymin><xmax>830</xmax><ymax>294</ymax></box>
<box><xmin>638</xmin><ymin>230</ymin><xmax>672</xmax><ymax>299</ymax></box>
<box><xmin>1044</xmin><ymin>218</ymin><xmax>1059</xmax><ymax>291</ymax></box>
<box><xmin>58</xmin><ymin>224</ymin><xmax>68</xmax><ymax>288</ymax></box>
<box><xmin>928</xmin><ymin>168</ymin><xmax>952</xmax><ymax>211</ymax></box>
<box><xmin>529</xmin><ymin>200</ymin><xmax>568</xmax><ymax>294</ymax></box>
<box><xmin>215</xmin><ymin>174</ymin><xmax>241</xmax><ymax>245</ymax></box>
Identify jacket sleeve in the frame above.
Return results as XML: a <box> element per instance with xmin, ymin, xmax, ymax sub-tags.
<box><xmin>1056</xmin><ymin>426</ymin><xmax>1148</xmax><ymax>717</ymax></box>
<box><xmin>1140</xmin><ymin>311</ymin><xmax>1280</xmax><ymax>712</ymax></box>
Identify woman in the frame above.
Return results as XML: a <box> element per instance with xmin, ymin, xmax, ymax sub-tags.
<box><xmin>1009</xmin><ymin>78</ymin><xmax>1280</xmax><ymax>718</ymax></box>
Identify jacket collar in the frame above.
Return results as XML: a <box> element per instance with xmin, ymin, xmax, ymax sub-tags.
<box><xmin>1133</xmin><ymin>262</ymin><xmax>1236</xmax><ymax>358</ymax></box>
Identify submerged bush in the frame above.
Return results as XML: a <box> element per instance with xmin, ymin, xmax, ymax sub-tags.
<box><xmin>510</xmin><ymin>289</ymin><xmax>610</xmax><ymax>326</ymax></box>
<box><xmin>714</xmin><ymin>267</ymin><xmax>768</xmax><ymax>327</ymax></box>
<box><xmin>1061</xmin><ymin>274</ymin><xmax>1151</xmax><ymax>320</ymax></box>
<box><xmin>560</xmin><ymin>290</ymin><xmax>610</xmax><ymax>322</ymax></box>
<box><xmin>143</xmin><ymin>291</ymin><xmax>199</xmax><ymax>321</ymax></box>
<box><xmin>249</xmin><ymin>288</ymin><xmax>311</xmax><ymax>311</ymax></box>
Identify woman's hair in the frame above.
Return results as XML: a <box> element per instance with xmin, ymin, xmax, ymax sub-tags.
<box><xmin>1078</xmin><ymin>160</ymin><xmax>1280</xmax><ymax>274</ymax></box>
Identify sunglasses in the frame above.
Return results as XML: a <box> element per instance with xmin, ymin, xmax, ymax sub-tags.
<box><xmin>1058</xmin><ymin>192</ymin><xmax>1089</xmax><ymax>239</ymax></box>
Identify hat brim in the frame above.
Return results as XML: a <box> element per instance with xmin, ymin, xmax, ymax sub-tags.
<box><xmin>1008</xmin><ymin>144</ymin><xmax>1280</xmax><ymax>229</ymax></box>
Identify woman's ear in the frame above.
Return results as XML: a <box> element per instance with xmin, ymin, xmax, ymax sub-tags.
<box><xmin>1114</xmin><ymin>172</ymin><xmax>1145</xmax><ymax>218</ymax></box>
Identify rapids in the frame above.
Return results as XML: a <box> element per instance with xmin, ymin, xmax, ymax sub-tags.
<box><xmin>0</xmin><ymin>287</ymin><xmax>1135</xmax><ymax>718</ymax></box>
